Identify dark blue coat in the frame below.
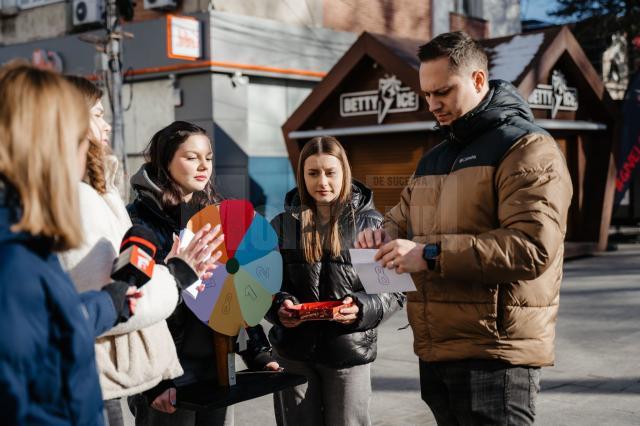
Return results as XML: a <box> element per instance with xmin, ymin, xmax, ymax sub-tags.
<box><xmin>0</xmin><ymin>184</ymin><xmax>117</xmax><ymax>425</ymax></box>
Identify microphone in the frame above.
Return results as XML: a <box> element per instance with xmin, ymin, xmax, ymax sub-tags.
<box><xmin>111</xmin><ymin>225</ymin><xmax>160</xmax><ymax>288</ymax></box>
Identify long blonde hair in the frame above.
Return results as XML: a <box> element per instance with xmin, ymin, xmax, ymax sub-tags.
<box><xmin>0</xmin><ymin>62</ymin><xmax>88</xmax><ymax>251</ymax></box>
<box><xmin>297</xmin><ymin>136</ymin><xmax>352</xmax><ymax>263</ymax></box>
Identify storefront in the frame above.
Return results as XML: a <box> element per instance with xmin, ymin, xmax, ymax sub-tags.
<box><xmin>283</xmin><ymin>27</ymin><xmax>619</xmax><ymax>256</ymax></box>
<box><xmin>0</xmin><ymin>10</ymin><xmax>356</xmax><ymax>217</ymax></box>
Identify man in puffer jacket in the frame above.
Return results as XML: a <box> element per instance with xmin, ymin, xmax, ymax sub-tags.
<box><xmin>357</xmin><ymin>31</ymin><xmax>573</xmax><ymax>425</ymax></box>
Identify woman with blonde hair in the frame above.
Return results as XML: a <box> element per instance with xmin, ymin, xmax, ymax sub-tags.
<box><xmin>267</xmin><ymin>136</ymin><xmax>405</xmax><ymax>425</ymax></box>
<box><xmin>58</xmin><ymin>76</ymin><xmax>224</xmax><ymax>426</ymax></box>
<box><xmin>0</xmin><ymin>63</ymin><xmax>137</xmax><ymax>424</ymax></box>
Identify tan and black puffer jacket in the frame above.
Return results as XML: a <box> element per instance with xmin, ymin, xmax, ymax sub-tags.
<box><xmin>384</xmin><ymin>80</ymin><xmax>573</xmax><ymax>367</ymax></box>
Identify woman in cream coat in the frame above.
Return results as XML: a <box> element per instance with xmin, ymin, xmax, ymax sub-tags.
<box><xmin>58</xmin><ymin>77</ymin><xmax>223</xmax><ymax>426</ymax></box>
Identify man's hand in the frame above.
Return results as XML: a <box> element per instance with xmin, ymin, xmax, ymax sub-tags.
<box><xmin>375</xmin><ymin>239</ymin><xmax>427</xmax><ymax>273</ymax></box>
<box><xmin>355</xmin><ymin>228</ymin><xmax>387</xmax><ymax>249</ymax></box>
<box><xmin>151</xmin><ymin>387</ymin><xmax>177</xmax><ymax>414</ymax></box>
<box><xmin>277</xmin><ymin>299</ymin><xmax>303</xmax><ymax>328</ymax></box>
<box><xmin>334</xmin><ymin>296</ymin><xmax>359</xmax><ymax>325</ymax></box>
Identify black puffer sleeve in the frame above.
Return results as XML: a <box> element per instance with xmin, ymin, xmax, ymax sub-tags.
<box><xmin>237</xmin><ymin>325</ymin><xmax>275</xmax><ymax>370</ymax></box>
<box><xmin>266</xmin><ymin>213</ymin><xmax>299</xmax><ymax>326</ymax></box>
<box><xmin>346</xmin><ymin>290</ymin><xmax>405</xmax><ymax>332</ymax></box>
<box><xmin>346</xmin><ymin>208</ymin><xmax>406</xmax><ymax>331</ymax></box>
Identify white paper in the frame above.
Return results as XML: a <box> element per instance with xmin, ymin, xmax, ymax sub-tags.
<box><xmin>349</xmin><ymin>249</ymin><xmax>417</xmax><ymax>294</ymax></box>
<box><xmin>179</xmin><ymin>228</ymin><xmax>202</xmax><ymax>299</ymax></box>
<box><xmin>237</xmin><ymin>327</ymin><xmax>249</xmax><ymax>352</ymax></box>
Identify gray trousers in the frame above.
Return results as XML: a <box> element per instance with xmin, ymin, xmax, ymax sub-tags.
<box><xmin>104</xmin><ymin>398</ymin><xmax>124</xmax><ymax>426</ymax></box>
<box><xmin>128</xmin><ymin>394</ymin><xmax>234</xmax><ymax>426</ymax></box>
<box><xmin>419</xmin><ymin>359</ymin><xmax>541</xmax><ymax>426</ymax></box>
<box><xmin>273</xmin><ymin>354</ymin><xmax>372</xmax><ymax>426</ymax></box>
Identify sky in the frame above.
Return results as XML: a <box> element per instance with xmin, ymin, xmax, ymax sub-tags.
<box><xmin>520</xmin><ymin>0</ymin><xmax>571</xmax><ymax>24</ymax></box>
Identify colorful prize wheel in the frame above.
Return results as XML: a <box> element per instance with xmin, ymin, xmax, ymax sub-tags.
<box><xmin>182</xmin><ymin>200</ymin><xmax>282</xmax><ymax>336</ymax></box>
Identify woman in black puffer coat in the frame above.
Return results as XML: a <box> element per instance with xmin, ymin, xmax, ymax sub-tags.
<box><xmin>267</xmin><ymin>136</ymin><xmax>405</xmax><ymax>426</ymax></box>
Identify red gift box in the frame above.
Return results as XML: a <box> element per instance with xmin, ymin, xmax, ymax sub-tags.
<box><xmin>286</xmin><ymin>301</ymin><xmax>353</xmax><ymax>321</ymax></box>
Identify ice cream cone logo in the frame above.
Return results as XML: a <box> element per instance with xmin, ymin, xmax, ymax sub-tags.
<box><xmin>377</xmin><ymin>75</ymin><xmax>402</xmax><ymax>124</ymax></box>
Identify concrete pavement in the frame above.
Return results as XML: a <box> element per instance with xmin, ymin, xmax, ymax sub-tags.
<box><xmin>237</xmin><ymin>244</ymin><xmax>640</xmax><ymax>425</ymax></box>
<box><xmin>124</xmin><ymin>244</ymin><xmax>640</xmax><ymax>425</ymax></box>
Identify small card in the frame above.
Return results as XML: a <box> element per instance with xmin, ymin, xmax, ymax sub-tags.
<box><xmin>179</xmin><ymin>228</ymin><xmax>202</xmax><ymax>299</ymax></box>
<box><xmin>349</xmin><ymin>249</ymin><xmax>417</xmax><ymax>294</ymax></box>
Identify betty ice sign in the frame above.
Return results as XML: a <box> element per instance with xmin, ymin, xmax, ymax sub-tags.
<box><xmin>340</xmin><ymin>74</ymin><xmax>419</xmax><ymax>124</ymax></box>
<box><xmin>527</xmin><ymin>70</ymin><xmax>578</xmax><ymax>119</ymax></box>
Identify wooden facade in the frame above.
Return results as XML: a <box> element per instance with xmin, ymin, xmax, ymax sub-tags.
<box><xmin>282</xmin><ymin>27</ymin><xmax>618</xmax><ymax>255</ymax></box>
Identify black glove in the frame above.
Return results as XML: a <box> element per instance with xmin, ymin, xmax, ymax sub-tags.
<box><xmin>166</xmin><ymin>257</ymin><xmax>199</xmax><ymax>290</ymax></box>
<box><xmin>102</xmin><ymin>280</ymin><xmax>132</xmax><ymax>325</ymax></box>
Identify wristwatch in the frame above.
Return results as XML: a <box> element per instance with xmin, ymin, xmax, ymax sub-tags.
<box><xmin>422</xmin><ymin>243</ymin><xmax>441</xmax><ymax>271</ymax></box>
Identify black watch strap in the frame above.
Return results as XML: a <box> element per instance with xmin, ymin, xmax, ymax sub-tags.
<box><xmin>423</xmin><ymin>243</ymin><xmax>441</xmax><ymax>271</ymax></box>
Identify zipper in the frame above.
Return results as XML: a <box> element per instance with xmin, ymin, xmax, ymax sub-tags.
<box><xmin>496</xmin><ymin>284</ymin><xmax>507</xmax><ymax>339</ymax></box>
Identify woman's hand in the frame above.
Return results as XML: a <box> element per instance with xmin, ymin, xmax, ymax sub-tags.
<box><xmin>277</xmin><ymin>299</ymin><xmax>303</xmax><ymax>328</ymax></box>
<box><xmin>165</xmin><ymin>223</ymin><xmax>225</xmax><ymax>280</ymax></box>
<box><xmin>264</xmin><ymin>361</ymin><xmax>282</xmax><ymax>371</ymax></box>
<box><xmin>334</xmin><ymin>296</ymin><xmax>359</xmax><ymax>325</ymax></box>
<box><xmin>151</xmin><ymin>387</ymin><xmax>177</xmax><ymax>414</ymax></box>
<box><xmin>125</xmin><ymin>286</ymin><xmax>143</xmax><ymax>315</ymax></box>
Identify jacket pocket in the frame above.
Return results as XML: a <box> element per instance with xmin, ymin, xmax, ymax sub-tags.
<box><xmin>496</xmin><ymin>284</ymin><xmax>508</xmax><ymax>339</ymax></box>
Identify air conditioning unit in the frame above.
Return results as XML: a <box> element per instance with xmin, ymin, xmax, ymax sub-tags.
<box><xmin>0</xmin><ymin>0</ymin><xmax>19</xmax><ymax>17</ymax></box>
<box><xmin>72</xmin><ymin>0</ymin><xmax>105</xmax><ymax>28</ymax></box>
<box><xmin>144</xmin><ymin>0</ymin><xmax>176</xmax><ymax>10</ymax></box>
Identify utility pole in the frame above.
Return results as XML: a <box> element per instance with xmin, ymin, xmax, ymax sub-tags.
<box><xmin>105</xmin><ymin>0</ymin><xmax>127</xmax><ymax>176</ymax></box>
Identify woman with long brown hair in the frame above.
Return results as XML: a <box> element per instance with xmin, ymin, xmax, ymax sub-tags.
<box><xmin>267</xmin><ymin>136</ymin><xmax>405</xmax><ymax>425</ymax></box>
<box><xmin>58</xmin><ymin>77</ymin><xmax>223</xmax><ymax>426</ymax></box>
<box><xmin>126</xmin><ymin>121</ymin><xmax>279</xmax><ymax>425</ymax></box>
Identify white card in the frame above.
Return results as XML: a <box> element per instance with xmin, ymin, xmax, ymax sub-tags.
<box><xmin>349</xmin><ymin>249</ymin><xmax>417</xmax><ymax>294</ymax></box>
<box><xmin>179</xmin><ymin>228</ymin><xmax>202</xmax><ymax>299</ymax></box>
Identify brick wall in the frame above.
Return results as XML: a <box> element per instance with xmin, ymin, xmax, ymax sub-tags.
<box><xmin>449</xmin><ymin>12</ymin><xmax>489</xmax><ymax>39</ymax></box>
<box><xmin>323</xmin><ymin>0</ymin><xmax>430</xmax><ymax>40</ymax></box>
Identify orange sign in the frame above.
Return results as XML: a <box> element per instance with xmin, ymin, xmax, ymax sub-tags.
<box><xmin>167</xmin><ymin>15</ymin><xmax>201</xmax><ymax>61</ymax></box>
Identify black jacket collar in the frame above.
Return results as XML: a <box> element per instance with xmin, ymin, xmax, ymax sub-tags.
<box><xmin>436</xmin><ymin>79</ymin><xmax>535</xmax><ymax>146</ymax></box>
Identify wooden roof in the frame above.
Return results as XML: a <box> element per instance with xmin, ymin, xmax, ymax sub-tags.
<box><xmin>282</xmin><ymin>26</ymin><xmax>618</xmax><ymax>168</ymax></box>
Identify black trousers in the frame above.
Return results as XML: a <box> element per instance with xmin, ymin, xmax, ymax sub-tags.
<box><xmin>419</xmin><ymin>359</ymin><xmax>541</xmax><ymax>426</ymax></box>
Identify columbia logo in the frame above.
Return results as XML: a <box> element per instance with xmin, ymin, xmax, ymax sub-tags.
<box><xmin>458</xmin><ymin>155</ymin><xmax>477</xmax><ymax>164</ymax></box>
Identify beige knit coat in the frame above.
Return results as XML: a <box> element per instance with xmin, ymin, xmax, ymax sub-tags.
<box><xmin>58</xmin><ymin>157</ymin><xmax>183</xmax><ymax>399</ymax></box>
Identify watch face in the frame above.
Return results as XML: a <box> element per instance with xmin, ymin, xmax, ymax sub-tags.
<box><xmin>424</xmin><ymin>244</ymin><xmax>439</xmax><ymax>259</ymax></box>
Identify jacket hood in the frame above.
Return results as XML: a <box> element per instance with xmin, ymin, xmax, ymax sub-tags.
<box><xmin>440</xmin><ymin>79</ymin><xmax>534</xmax><ymax>145</ymax></box>
<box><xmin>283</xmin><ymin>179</ymin><xmax>376</xmax><ymax>220</ymax></box>
<box><xmin>130</xmin><ymin>163</ymin><xmax>164</xmax><ymax>207</ymax></box>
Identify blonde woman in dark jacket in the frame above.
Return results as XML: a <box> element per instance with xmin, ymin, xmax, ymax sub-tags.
<box><xmin>267</xmin><ymin>136</ymin><xmax>405</xmax><ymax>426</ymax></box>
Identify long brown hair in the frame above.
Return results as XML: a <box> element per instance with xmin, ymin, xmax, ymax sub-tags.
<box><xmin>0</xmin><ymin>62</ymin><xmax>87</xmax><ymax>251</ymax></box>
<box><xmin>297</xmin><ymin>136</ymin><xmax>352</xmax><ymax>263</ymax></box>
<box><xmin>64</xmin><ymin>75</ymin><xmax>108</xmax><ymax>194</ymax></box>
<box><xmin>144</xmin><ymin>121</ymin><xmax>219</xmax><ymax>210</ymax></box>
